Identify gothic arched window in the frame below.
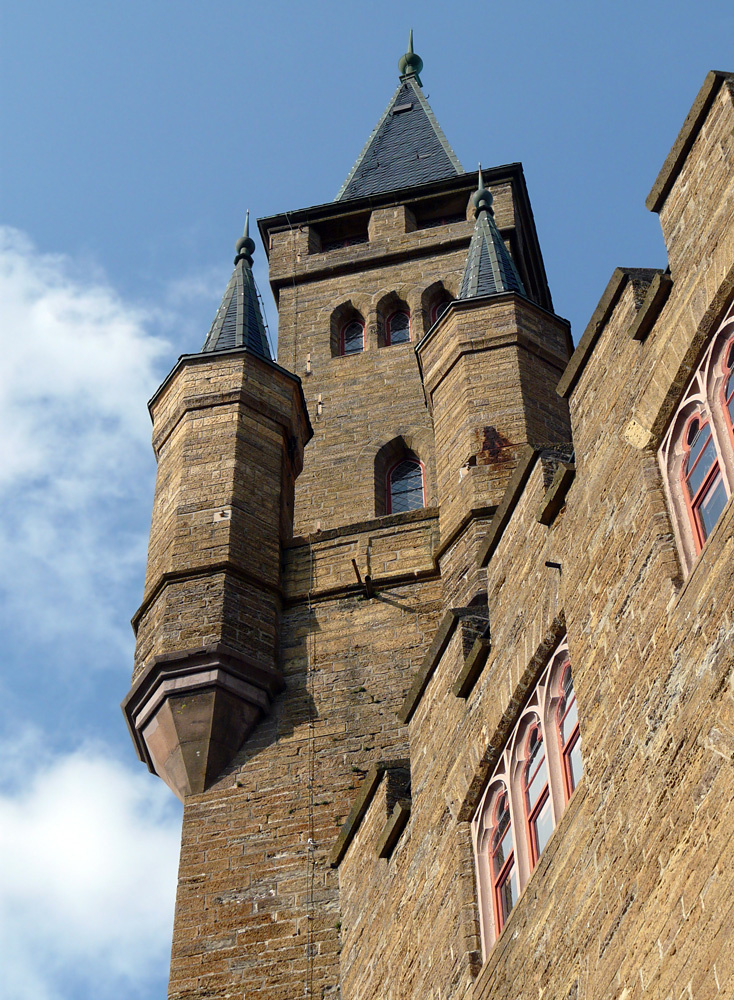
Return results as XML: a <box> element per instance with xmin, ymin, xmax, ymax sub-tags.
<box><xmin>556</xmin><ymin>661</ymin><xmax>582</xmax><ymax>797</ymax></box>
<box><xmin>472</xmin><ymin>637</ymin><xmax>582</xmax><ymax>957</ymax></box>
<box><xmin>430</xmin><ymin>299</ymin><xmax>451</xmax><ymax>326</ymax></box>
<box><xmin>340</xmin><ymin>319</ymin><xmax>364</xmax><ymax>355</ymax></box>
<box><xmin>659</xmin><ymin>300</ymin><xmax>734</xmax><ymax>570</ymax></box>
<box><xmin>386</xmin><ymin>310</ymin><xmax>411</xmax><ymax>345</ymax></box>
<box><xmin>522</xmin><ymin>720</ymin><xmax>552</xmax><ymax>867</ymax></box>
<box><xmin>489</xmin><ymin>788</ymin><xmax>517</xmax><ymax>934</ymax></box>
<box><xmin>681</xmin><ymin>414</ymin><xmax>726</xmax><ymax>549</ymax></box>
<box><xmin>722</xmin><ymin>338</ymin><xmax>734</xmax><ymax>435</ymax></box>
<box><xmin>387</xmin><ymin>459</ymin><xmax>424</xmax><ymax>514</ymax></box>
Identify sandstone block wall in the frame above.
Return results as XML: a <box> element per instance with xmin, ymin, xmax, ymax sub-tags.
<box><xmin>332</xmin><ymin>72</ymin><xmax>734</xmax><ymax>1000</ymax></box>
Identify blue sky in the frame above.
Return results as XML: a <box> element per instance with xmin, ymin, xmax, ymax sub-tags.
<box><xmin>0</xmin><ymin>2</ymin><xmax>732</xmax><ymax>998</ymax></box>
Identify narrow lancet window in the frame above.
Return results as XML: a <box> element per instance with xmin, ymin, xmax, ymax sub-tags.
<box><xmin>341</xmin><ymin>319</ymin><xmax>364</xmax><ymax>355</ymax></box>
<box><xmin>388</xmin><ymin>459</ymin><xmax>424</xmax><ymax>513</ymax></box>
<box><xmin>490</xmin><ymin>789</ymin><xmax>518</xmax><ymax>933</ymax></box>
<box><xmin>387</xmin><ymin>310</ymin><xmax>411</xmax><ymax>345</ymax></box>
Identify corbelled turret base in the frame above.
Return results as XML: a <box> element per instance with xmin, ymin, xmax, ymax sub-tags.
<box><xmin>123</xmin><ymin>643</ymin><xmax>284</xmax><ymax>799</ymax></box>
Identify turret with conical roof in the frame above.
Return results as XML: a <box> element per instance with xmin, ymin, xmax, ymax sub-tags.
<box><xmin>124</xmin><ymin>222</ymin><xmax>311</xmax><ymax>800</ymax></box>
<box><xmin>416</xmin><ymin>167</ymin><xmax>572</xmax><ymax>604</ymax></box>
<box><xmin>459</xmin><ymin>167</ymin><xmax>526</xmax><ymax>299</ymax></box>
<box><xmin>202</xmin><ymin>212</ymin><xmax>271</xmax><ymax>358</ymax></box>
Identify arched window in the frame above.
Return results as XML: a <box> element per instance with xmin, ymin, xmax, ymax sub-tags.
<box><xmin>386</xmin><ymin>310</ymin><xmax>411</xmax><ymax>345</ymax></box>
<box><xmin>472</xmin><ymin>637</ymin><xmax>582</xmax><ymax>957</ymax></box>
<box><xmin>659</xmin><ymin>299</ymin><xmax>734</xmax><ymax>571</ymax></box>
<box><xmin>340</xmin><ymin>319</ymin><xmax>364</xmax><ymax>355</ymax></box>
<box><xmin>682</xmin><ymin>414</ymin><xmax>727</xmax><ymax>550</ymax></box>
<box><xmin>430</xmin><ymin>298</ymin><xmax>451</xmax><ymax>326</ymax></box>
<box><xmin>489</xmin><ymin>788</ymin><xmax>517</xmax><ymax>934</ymax></box>
<box><xmin>387</xmin><ymin>459</ymin><xmax>424</xmax><ymax>513</ymax></box>
<box><xmin>522</xmin><ymin>721</ymin><xmax>552</xmax><ymax>868</ymax></box>
<box><xmin>556</xmin><ymin>661</ymin><xmax>582</xmax><ymax>798</ymax></box>
<box><xmin>722</xmin><ymin>338</ymin><xmax>734</xmax><ymax>435</ymax></box>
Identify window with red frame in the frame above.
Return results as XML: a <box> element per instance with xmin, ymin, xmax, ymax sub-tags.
<box><xmin>340</xmin><ymin>319</ymin><xmax>364</xmax><ymax>356</ymax></box>
<box><xmin>557</xmin><ymin>662</ymin><xmax>582</xmax><ymax>797</ymax></box>
<box><xmin>387</xmin><ymin>459</ymin><xmax>424</xmax><ymax>513</ymax></box>
<box><xmin>658</xmin><ymin>300</ymin><xmax>734</xmax><ymax>572</ymax></box>
<box><xmin>682</xmin><ymin>415</ymin><xmax>728</xmax><ymax>549</ymax></box>
<box><xmin>386</xmin><ymin>310</ymin><xmax>411</xmax><ymax>345</ymax></box>
<box><xmin>430</xmin><ymin>299</ymin><xmax>451</xmax><ymax>326</ymax></box>
<box><xmin>489</xmin><ymin>788</ymin><xmax>518</xmax><ymax>933</ymax></box>
<box><xmin>522</xmin><ymin>722</ymin><xmax>553</xmax><ymax>867</ymax></box>
<box><xmin>472</xmin><ymin>637</ymin><xmax>582</xmax><ymax>956</ymax></box>
<box><xmin>723</xmin><ymin>340</ymin><xmax>734</xmax><ymax>430</ymax></box>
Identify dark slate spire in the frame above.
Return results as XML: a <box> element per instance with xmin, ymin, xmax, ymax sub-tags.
<box><xmin>335</xmin><ymin>32</ymin><xmax>462</xmax><ymax>202</ymax></box>
<box><xmin>459</xmin><ymin>167</ymin><xmax>526</xmax><ymax>300</ymax></box>
<box><xmin>202</xmin><ymin>212</ymin><xmax>271</xmax><ymax>358</ymax></box>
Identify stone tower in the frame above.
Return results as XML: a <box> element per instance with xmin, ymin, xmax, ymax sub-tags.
<box><xmin>125</xmin><ymin>37</ymin><xmax>734</xmax><ymax>1000</ymax></box>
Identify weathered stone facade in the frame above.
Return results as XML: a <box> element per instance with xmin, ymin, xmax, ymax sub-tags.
<box><xmin>126</xmin><ymin>63</ymin><xmax>734</xmax><ymax>1000</ymax></box>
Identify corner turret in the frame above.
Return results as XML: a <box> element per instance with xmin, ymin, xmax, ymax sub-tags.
<box><xmin>416</xmin><ymin>169</ymin><xmax>572</xmax><ymax>605</ymax></box>
<box><xmin>123</xmin><ymin>222</ymin><xmax>311</xmax><ymax>800</ymax></box>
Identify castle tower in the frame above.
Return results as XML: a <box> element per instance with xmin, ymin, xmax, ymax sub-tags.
<box><xmin>415</xmin><ymin>169</ymin><xmax>573</xmax><ymax>605</ymax></box>
<box><xmin>126</xmin><ymin>38</ymin><xmax>576</xmax><ymax>1000</ymax></box>
<box><xmin>123</xmin><ymin>220</ymin><xmax>311</xmax><ymax>800</ymax></box>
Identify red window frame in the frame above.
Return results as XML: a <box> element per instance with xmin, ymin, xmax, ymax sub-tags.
<box><xmin>721</xmin><ymin>336</ymin><xmax>734</xmax><ymax>442</ymax></box>
<box><xmin>340</xmin><ymin>318</ymin><xmax>364</xmax><ymax>356</ymax></box>
<box><xmin>522</xmin><ymin>723</ymin><xmax>550</xmax><ymax>869</ymax></box>
<box><xmin>489</xmin><ymin>789</ymin><xmax>516</xmax><ymax>935</ymax></box>
<box><xmin>430</xmin><ymin>299</ymin><xmax>451</xmax><ymax>326</ymax></box>
<box><xmin>386</xmin><ymin>458</ymin><xmax>425</xmax><ymax>514</ymax></box>
<box><xmin>680</xmin><ymin>412</ymin><xmax>723</xmax><ymax>552</ymax></box>
<box><xmin>556</xmin><ymin>660</ymin><xmax>581</xmax><ymax>800</ymax></box>
<box><xmin>386</xmin><ymin>309</ymin><xmax>411</xmax><ymax>345</ymax></box>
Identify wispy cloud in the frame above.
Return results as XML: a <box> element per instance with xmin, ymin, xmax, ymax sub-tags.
<box><xmin>0</xmin><ymin>735</ymin><xmax>181</xmax><ymax>1000</ymax></box>
<box><xmin>0</xmin><ymin>226</ymin><xmax>169</xmax><ymax>661</ymax></box>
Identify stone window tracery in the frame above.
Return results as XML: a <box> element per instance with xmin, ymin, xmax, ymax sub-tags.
<box><xmin>659</xmin><ymin>300</ymin><xmax>734</xmax><ymax>570</ymax></box>
<box><xmin>472</xmin><ymin>638</ymin><xmax>582</xmax><ymax>954</ymax></box>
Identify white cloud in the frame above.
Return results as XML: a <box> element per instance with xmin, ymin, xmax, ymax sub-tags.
<box><xmin>0</xmin><ymin>737</ymin><xmax>181</xmax><ymax>1000</ymax></box>
<box><xmin>0</xmin><ymin>226</ymin><xmax>170</xmax><ymax>660</ymax></box>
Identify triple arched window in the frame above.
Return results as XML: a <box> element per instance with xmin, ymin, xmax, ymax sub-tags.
<box><xmin>659</xmin><ymin>300</ymin><xmax>734</xmax><ymax>571</ymax></box>
<box><xmin>472</xmin><ymin>638</ymin><xmax>582</xmax><ymax>954</ymax></box>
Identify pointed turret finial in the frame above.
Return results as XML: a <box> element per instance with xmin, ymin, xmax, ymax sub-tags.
<box><xmin>234</xmin><ymin>210</ymin><xmax>256</xmax><ymax>266</ymax></box>
<box><xmin>398</xmin><ymin>29</ymin><xmax>423</xmax><ymax>86</ymax></box>
<box><xmin>472</xmin><ymin>164</ymin><xmax>494</xmax><ymax>217</ymax></box>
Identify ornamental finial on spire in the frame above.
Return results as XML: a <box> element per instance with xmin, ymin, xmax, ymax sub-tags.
<box><xmin>234</xmin><ymin>209</ymin><xmax>256</xmax><ymax>266</ymax></box>
<box><xmin>472</xmin><ymin>164</ymin><xmax>494</xmax><ymax>218</ymax></box>
<box><xmin>398</xmin><ymin>29</ymin><xmax>423</xmax><ymax>86</ymax></box>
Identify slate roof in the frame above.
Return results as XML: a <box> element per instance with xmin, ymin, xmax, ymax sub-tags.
<box><xmin>201</xmin><ymin>254</ymin><xmax>271</xmax><ymax>359</ymax></box>
<box><xmin>459</xmin><ymin>201</ymin><xmax>526</xmax><ymax>300</ymax></box>
<box><xmin>336</xmin><ymin>76</ymin><xmax>463</xmax><ymax>201</ymax></box>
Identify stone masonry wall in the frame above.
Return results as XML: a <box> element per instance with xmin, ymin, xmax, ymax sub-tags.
<box><xmin>333</xmin><ymin>76</ymin><xmax>734</xmax><ymax>1000</ymax></box>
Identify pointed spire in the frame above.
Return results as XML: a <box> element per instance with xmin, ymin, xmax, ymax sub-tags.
<box><xmin>336</xmin><ymin>33</ymin><xmax>461</xmax><ymax>201</ymax></box>
<box><xmin>201</xmin><ymin>214</ymin><xmax>271</xmax><ymax>359</ymax></box>
<box><xmin>398</xmin><ymin>29</ymin><xmax>423</xmax><ymax>86</ymax></box>
<box><xmin>459</xmin><ymin>166</ymin><xmax>526</xmax><ymax>300</ymax></box>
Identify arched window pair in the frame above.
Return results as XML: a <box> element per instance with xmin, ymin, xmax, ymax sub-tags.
<box><xmin>659</xmin><ymin>301</ymin><xmax>734</xmax><ymax>570</ymax></box>
<box><xmin>472</xmin><ymin>639</ymin><xmax>582</xmax><ymax>954</ymax></box>
<box><xmin>338</xmin><ymin>310</ymin><xmax>411</xmax><ymax>355</ymax></box>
